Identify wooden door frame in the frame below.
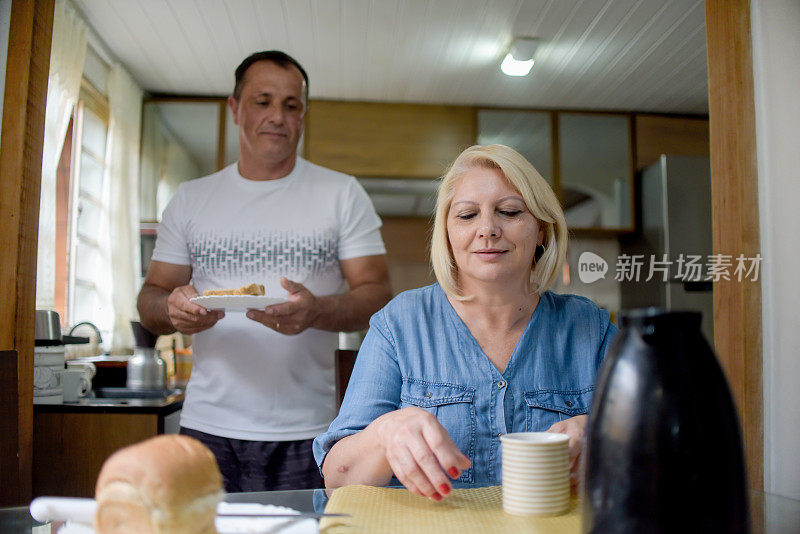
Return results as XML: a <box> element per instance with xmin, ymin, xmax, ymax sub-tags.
<box><xmin>0</xmin><ymin>0</ymin><xmax>55</xmax><ymax>506</ymax></box>
<box><xmin>0</xmin><ymin>0</ymin><xmax>763</xmax><ymax>505</ymax></box>
<box><xmin>705</xmin><ymin>0</ymin><xmax>763</xmax><ymax>491</ymax></box>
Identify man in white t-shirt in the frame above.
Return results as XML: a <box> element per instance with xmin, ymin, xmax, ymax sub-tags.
<box><xmin>137</xmin><ymin>51</ymin><xmax>392</xmax><ymax>492</ymax></box>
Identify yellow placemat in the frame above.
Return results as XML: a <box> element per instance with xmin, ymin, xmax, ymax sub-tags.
<box><xmin>320</xmin><ymin>485</ymin><xmax>581</xmax><ymax>534</ymax></box>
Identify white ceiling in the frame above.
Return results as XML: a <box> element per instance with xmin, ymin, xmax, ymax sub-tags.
<box><xmin>72</xmin><ymin>0</ymin><xmax>708</xmax><ymax>114</ymax></box>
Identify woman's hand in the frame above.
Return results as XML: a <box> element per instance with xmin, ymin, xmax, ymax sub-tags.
<box><xmin>547</xmin><ymin>414</ymin><xmax>588</xmax><ymax>490</ymax></box>
<box><xmin>373</xmin><ymin>407</ymin><xmax>471</xmax><ymax>500</ymax></box>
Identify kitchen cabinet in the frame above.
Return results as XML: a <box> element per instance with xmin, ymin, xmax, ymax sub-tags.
<box><xmin>139</xmin><ymin>98</ymin><xmax>228</xmax><ymax>223</ymax></box>
<box><xmin>304</xmin><ymin>100</ymin><xmax>476</xmax><ymax>178</ymax></box>
<box><xmin>32</xmin><ymin>395</ymin><xmax>183</xmax><ymax>498</ymax></box>
<box><xmin>477</xmin><ymin>110</ymin><xmax>553</xmax><ymax>184</ymax></box>
<box><xmin>138</xmin><ymin>97</ymin><xmax>231</xmax><ymax>274</ymax></box>
<box><xmin>634</xmin><ymin>114</ymin><xmax>709</xmax><ymax>170</ymax></box>
<box><xmin>477</xmin><ymin>109</ymin><xmax>635</xmax><ymax>233</ymax></box>
<box><xmin>557</xmin><ymin>112</ymin><xmax>634</xmax><ymax>231</ymax></box>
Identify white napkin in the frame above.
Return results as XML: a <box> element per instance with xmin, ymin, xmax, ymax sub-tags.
<box><xmin>57</xmin><ymin>504</ymin><xmax>318</xmax><ymax>534</ymax></box>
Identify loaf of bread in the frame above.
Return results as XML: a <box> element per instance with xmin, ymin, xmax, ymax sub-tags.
<box><xmin>94</xmin><ymin>435</ymin><xmax>223</xmax><ymax>534</ymax></box>
<box><xmin>202</xmin><ymin>283</ymin><xmax>265</xmax><ymax>297</ymax></box>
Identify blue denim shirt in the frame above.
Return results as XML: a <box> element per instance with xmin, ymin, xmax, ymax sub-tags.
<box><xmin>313</xmin><ymin>283</ymin><xmax>617</xmax><ymax>485</ymax></box>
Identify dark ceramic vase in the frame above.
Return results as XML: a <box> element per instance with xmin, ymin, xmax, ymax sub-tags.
<box><xmin>582</xmin><ymin>309</ymin><xmax>749</xmax><ymax>533</ymax></box>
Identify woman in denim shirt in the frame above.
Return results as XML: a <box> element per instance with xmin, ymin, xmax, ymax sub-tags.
<box><xmin>313</xmin><ymin>144</ymin><xmax>617</xmax><ymax>501</ymax></box>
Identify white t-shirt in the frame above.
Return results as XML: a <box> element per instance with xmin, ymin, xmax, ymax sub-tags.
<box><xmin>151</xmin><ymin>158</ymin><xmax>386</xmax><ymax>440</ymax></box>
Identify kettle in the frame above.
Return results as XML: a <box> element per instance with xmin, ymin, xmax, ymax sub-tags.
<box><xmin>126</xmin><ymin>347</ymin><xmax>167</xmax><ymax>390</ymax></box>
<box><xmin>126</xmin><ymin>321</ymin><xmax>167</xmax><ymax>390</ymax></box>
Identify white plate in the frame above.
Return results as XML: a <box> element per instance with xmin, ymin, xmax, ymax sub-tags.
<box><xmin>191</xmin><ymin>295</ymin><xmax>287</xmax><ymax>310</ymax></box>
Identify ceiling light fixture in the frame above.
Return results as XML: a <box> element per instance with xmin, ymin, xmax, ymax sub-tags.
<box><xmin>501</xmin><ymin>37</ymin><xmax>539</xmax><ymax>77</ymax></box>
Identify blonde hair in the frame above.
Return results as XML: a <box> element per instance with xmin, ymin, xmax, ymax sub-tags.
<box><xmin>430</xmin><ymin>144</ymin><xmax>568</xmax><ymax>300</ymax></box>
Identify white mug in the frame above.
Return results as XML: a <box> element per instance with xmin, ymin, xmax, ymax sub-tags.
<box><xmin>66</xmin><ymin>360</ymin><xmax>96</xmax><ymax>379</ymax></box>
<box><xmin>62</xmin><ymin>369</ymin><xmax>91</xmax><ymax>403</ymax></box>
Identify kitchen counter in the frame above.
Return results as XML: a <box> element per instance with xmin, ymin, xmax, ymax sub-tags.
<box><xmin>32</xmin><ymin>392</ymin><xmax>185</xmax><ymax>497</ymax></box>
<box><xmin>33</xmin><ymin>390</ymin><xmax>184</xmax><ymax>416</ymax></box>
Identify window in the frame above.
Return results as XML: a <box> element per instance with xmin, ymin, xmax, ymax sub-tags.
<box><xmin>66</xmin><ymin>78</ymin><xmax>112</xmax><ymax>342</ymax></box>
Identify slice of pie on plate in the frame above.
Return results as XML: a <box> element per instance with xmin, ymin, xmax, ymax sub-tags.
<box><xmin>202</xmin><ymin>283</ymin><xmax>265</xmax><ymax>297</ymax></box>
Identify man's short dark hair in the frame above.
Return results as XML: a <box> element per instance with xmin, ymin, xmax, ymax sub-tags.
<box><xmin>233</xmin><ymin>51</ymin><xmax>309</xmax><ymax>103</ymax></box>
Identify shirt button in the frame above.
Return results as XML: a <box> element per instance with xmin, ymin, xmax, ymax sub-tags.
<box><xmin>497</xmin><ymin>381</ymin><xmax>506</xmax><ymax>389</ymax></box>
<box><xmin>498</xmin><ymin>432</ymin><xmax>503</xmax><ymax>438</ymax></box>
<box><xmin>565</xmin><ymin>400</ymin><xmax>573</xmax><ymax>407</ymax></box>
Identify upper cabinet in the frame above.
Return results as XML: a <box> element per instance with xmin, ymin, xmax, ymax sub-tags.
<box><xmin>305</xmin><ymin>103</ymin><xmax>637</xmax><ymax>230</ymax></box>
<box><xmin>139</xmin><ymin>98</ymin><xmax>230</xmax><ymax>222</ymax></box>
<box><xmin>558</xmin><ymin>113</ymin><xmax>634</xmax><ymax>231</ymax></box>
<box><xmin>478</xmin><ymin>110</ymin><xmax>553</xmax><ymax>185</ymax></box>
<box><xmin>304</xmin><ymin>101</ymin><xmax>476</xmax><ymax>220</ymax></box>
<box><xmin>634</xmin><ymin>114</ymin><xmax>709</xmax><ymax>171</ymax></box>
<box><xmin>305</xmin><ymin>101</ymin><xmax>475</xmax><ymax>179</ymax></box>
<box><xmin>140</xmin><ymin>98</ymin><xmax>702</xmax><ymax>234</ymax></box>
<box><xmin>477</xmin><ymin>109</ymin><xmax>634</xmax><ymax>233</ymax></box>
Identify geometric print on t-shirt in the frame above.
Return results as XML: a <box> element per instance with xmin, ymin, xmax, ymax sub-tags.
<box><xmin>189</xmin><ymin>229</ymin><xmax>339</xmax><ymax>279</ymax></box>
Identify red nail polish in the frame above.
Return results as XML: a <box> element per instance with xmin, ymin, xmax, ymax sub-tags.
<box><xmin>439</xmin><ymin>484</ymin><xmax>450</xmax><ymax>495</ymax></box>
<box><xmin>448</xmin><ymin>467</ymin><xmax>460</xmax><ymax>478</ymax></box>
<box><xmin>431</xmin><ymin>492</ymin><xmax>442</xmax><ymax>501</ymax></box>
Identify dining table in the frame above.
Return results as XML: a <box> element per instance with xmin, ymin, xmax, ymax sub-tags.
<box><xmin>2</xmin><ymin>487</ymin><xmax>798</xmax><ymax>533</ymax></box>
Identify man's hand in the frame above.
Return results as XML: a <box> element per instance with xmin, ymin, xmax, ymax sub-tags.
<box><xmin>547</xmin><ymin>414</ymin><xmax>588</xmax><ymax>490</ymax></box>
<box><xmin>167</xmin><ymin>285</ymin><xmax>224</xmax><ymax>334</ymax></box>
<box><xmin>246</xmin><ymin>277</ymin><xmax>320</xmax><ymax>335</ymax></box>
<box><xmin>372</xmin><ymin>407</ymin><xmax>472</xmax><ymax>501</ymax></box>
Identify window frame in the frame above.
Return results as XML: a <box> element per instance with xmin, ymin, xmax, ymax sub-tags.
<box><xmin>66</xmin><ymin>77</ymin><xmax>110</xmax><ymax>329</ymax></box>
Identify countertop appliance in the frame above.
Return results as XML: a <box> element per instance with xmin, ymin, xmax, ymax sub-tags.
<box><xmin>34</xmin><ymin>310</ymin><xmax>90</xmax><ymax>346</ymax></box>
<box><xmin>125</xmin><ymin>348</ymin><xmax>167</xmax><ymax>391</ymax></box>
<box><xmin>620</xmin><ymin>154</ymin><xmax>714</xmax><ymax>344</ymax></box>
<box><xmin>34</xmin><ymin>310</ymin><xmax>89</xmax><ymax>404</ymax></box>
<box><xmin>125</xmin><ymin>321</ymin><xmax>168</xmax><ymax>392</ymax></box>
<box><xmin>34</xmin><ymin>310</ymin><xmax>62</xmax><ymax>344</ymax></box>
